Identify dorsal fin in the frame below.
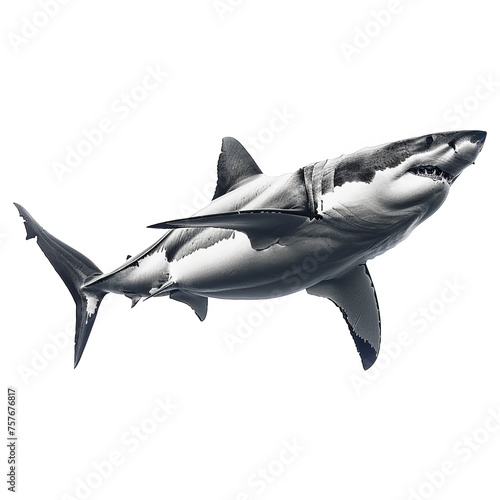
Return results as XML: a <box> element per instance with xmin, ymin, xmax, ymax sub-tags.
<box><xmin>212</xmin><ymin>137</ymin><xmax>263</xmax><ymax>200</ymax></box>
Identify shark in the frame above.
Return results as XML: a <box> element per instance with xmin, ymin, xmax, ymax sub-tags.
<box><xmin>14</xmin><ymin>130</ymin><xmax>486</xmax><ymax>369</ymax></box>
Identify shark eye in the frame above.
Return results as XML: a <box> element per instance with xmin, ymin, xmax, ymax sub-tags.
<box><xmin>426</xmin><ymin>135</ymin><xmax>434</xmax><ymax>146</ymax></box>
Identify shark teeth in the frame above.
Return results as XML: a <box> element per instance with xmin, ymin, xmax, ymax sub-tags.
<box><xmin>409</xmin><ymin>165</ymin><xmax>453</xmax><ymax>185</ymax></box>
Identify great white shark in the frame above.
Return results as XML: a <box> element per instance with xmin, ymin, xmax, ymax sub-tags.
<box><xmin>15</xmin><ymin>130</ymin><xmax>486</xmax><ymax>369</ymax></box>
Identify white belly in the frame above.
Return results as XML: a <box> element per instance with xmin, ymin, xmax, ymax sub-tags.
<box><xmin>168</xmin><ymin>231</ymin><xmax>331</xmax><ymax>299</ymax></box>
<box><xmin>167</xmin><ymin>226</ymin><xmax>365</xmax><ymax>300</ymax></box>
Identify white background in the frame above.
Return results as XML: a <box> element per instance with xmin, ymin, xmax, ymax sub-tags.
<box><xmin>2</xmin><ymin>1</ymin><xmax>500</xmax><ymax>499</ymax></box>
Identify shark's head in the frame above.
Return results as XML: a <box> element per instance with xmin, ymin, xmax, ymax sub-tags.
<box><xmin>328</xmin><ymin>130</ymin><xmax>486</xmax><ymax>229</ymax></box>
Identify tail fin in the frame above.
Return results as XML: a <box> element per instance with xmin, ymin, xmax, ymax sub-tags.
<box><xmin>14</xmin><ymin>203</ymin><xmax>107</xmax><ymax>368</ymax></box>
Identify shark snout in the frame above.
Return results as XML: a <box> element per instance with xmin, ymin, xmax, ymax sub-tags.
<box><xmin>470</xmin><ymin>130</ymin><xmax>487</xmax><ymax>145</ymax></box>
<box><xmin>450</xmin><ymin>130</ymin><xmax>486</xmax><ymax>160</ymax></box>
<box><xmin>440</xmin><ymin>130</ymin><xmax>486</xmax><ymax>179</ymax></box>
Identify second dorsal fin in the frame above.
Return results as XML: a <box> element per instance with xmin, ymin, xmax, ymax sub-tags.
<box><xmin>212</xmin><ymin>137</ymin><xmax>263</xmax><ymax>200</ymax></box>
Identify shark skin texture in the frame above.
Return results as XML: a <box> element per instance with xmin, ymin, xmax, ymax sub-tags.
<box><xmin>14</xmin><ymin>130</ymin><xmax>486</xmax><ymax>369</ymax></box>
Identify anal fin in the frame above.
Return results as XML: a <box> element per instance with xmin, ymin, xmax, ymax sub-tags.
<box><xmin>307</xmin><ymin>264</ymin><xmax>381</xmax><ymax>370</ymax></box>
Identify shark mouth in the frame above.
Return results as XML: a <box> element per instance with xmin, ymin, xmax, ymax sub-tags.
<box><xmin>409</xmin><ymin>165</ymin><xmax>454</xmax><ymax>185</ymax></box>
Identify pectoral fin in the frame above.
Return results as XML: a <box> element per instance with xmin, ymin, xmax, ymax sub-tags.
<box><xmin>148</xmin><ymin>209</ymin><xmax>312</xmax><ymax>250</ymax></box>
<box><xmin>307</xmin><ymin>264</ymin><xmax>381</xmax><ymax>370</ymax></box>
<box><xmin>170</xmin><ymin>291</ymin><xmax>208</xmax><ymax>321</ymax></box>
